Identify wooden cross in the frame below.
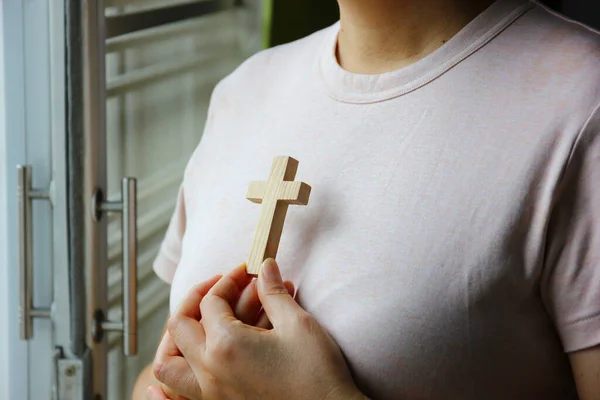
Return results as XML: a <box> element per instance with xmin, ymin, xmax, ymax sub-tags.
<box><xmin>245</xmin><ymin>156</ymin><xmax>311</xmax><ymax>276</ymax></box>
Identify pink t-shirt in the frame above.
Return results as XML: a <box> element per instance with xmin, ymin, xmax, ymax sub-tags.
<box><xmin>154</xmin><ymin>0</ymin><xmax>600</xmax><ymax>398</ymax></box>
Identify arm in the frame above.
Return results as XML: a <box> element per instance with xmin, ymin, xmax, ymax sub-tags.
<box><xmin>541</xmin><ymin>107</ymin><xmax>600</xmax><ymax>400</ymax></box>
<box><xmin>570</xmin><ymin>345</ymin><xmax>600</xmax><ymax>400</ymax></box>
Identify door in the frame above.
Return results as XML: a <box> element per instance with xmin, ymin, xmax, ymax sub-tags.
<box><xmin>1</xmin><ymin>0</ymin><xmax>67</xmax><ymax>397</ymax></box>
<box><xmin>0</xmin><ymin>0</ymin><xmax>263</xmax><ymax>398</ymax></box>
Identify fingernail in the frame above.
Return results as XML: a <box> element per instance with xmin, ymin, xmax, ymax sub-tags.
<box><xmin>261</xmin><ymin>258</ymin><xmax>281</xmax><ymax>282</ymax></box>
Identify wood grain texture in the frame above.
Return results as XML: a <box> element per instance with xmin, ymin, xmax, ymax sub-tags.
<box><xmin>245</xmin><ymin>156</ymin><xmax>311</xmax><ymax>275</ymax></box>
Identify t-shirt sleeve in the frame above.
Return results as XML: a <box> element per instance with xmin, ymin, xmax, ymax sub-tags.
<box><xmin>153</xmin><ymin>185</ymin><xmax>186</xmax><ymax>284</ymax></box>
<box><xmin>152</xmin><ymin>80</ymin><xmax>225</xmax><ymax>284</ymax></box>
<box><xmin>542</xmin><ymin>104</ymin><xmax>600</xmax><ymax>353</ymax></box>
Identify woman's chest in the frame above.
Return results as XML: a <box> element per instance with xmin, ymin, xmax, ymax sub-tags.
<box><xmin>171</xmin><ymin>107</ymin><xmax>549</xmax><ymax>311</ymax></box>
<box><xmin>171</xmin><ymin>161</ymin><xmax>567</xmax><ymax>397</ymax></box>
<box><xmin>171</xmin><ymin>135</ymin><xmax>545</xmax><ymax>334</ymax></box>
<box><xmin>169</xmin><ymin>116</ymin><xmax>571</xmax><ymax>397</ymax></box>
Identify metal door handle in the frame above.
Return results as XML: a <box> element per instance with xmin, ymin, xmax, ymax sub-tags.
<box><xmin>17</xmin><ymin>165</ymin><xmax>52</xmax><ymax>340</ymax></box>
<box><xmin>92</xmin><ymin>177</ymin><xmax>138</xmax><ymax>356</ymax></box>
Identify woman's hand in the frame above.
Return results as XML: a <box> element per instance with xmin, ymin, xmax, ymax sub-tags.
<box><xmin>149</xmin><ymin>274</ymin><xmax>222</xmax><ymax>400</ymax></box>
<box><xmin>153</xmin><ymin>259</ymin><xmax>367</xmax><ymax>400</ymax></box>
<box><xmin>148</xmin><ymin>265</ymin><xmax>282</xmax><ymax>400</ymax></box>
<box><xmin>147</xmin><ymin>264</ymin><xmax>294</xmax><ymax>400</ymax></box>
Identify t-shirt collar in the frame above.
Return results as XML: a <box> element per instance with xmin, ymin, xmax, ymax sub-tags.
<box><xmin>318</xmin><ymin>0</ymin><xmax>535</xmax><ymax>104</ymax></box>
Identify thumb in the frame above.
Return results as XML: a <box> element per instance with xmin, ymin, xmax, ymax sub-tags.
<box><xmin>257</xmin><ymin>259</ymin><xmax>301</xmax><ymax>329</ymax></box>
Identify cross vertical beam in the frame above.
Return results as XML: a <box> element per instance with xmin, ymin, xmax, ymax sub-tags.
<box><xmin>245</xmin><ymin>156</ymin><xmax>311</xmax><ymax>276</ymax></box>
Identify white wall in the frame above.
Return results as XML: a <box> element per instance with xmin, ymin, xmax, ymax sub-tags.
<box><xmin>0</xmin><ymin>3</ymin><xmax>9</xmax><ymax>399</ymax></box>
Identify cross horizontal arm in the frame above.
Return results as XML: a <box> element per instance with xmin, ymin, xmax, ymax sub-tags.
<box><xmin>246</xmin><ymin>181</ymin><xmax>266</xmax><ymax>204</ymax></box>
<box><xmin>278</xmin><ymin>182</ymin><xmax>311</xmax><ymax>205</ymax></box>
<box><xmin>246</xmin><ymin>181</ymin><xmax>311</xmax><ymax>205</ymax></box>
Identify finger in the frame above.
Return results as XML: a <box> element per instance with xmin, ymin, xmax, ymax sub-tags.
<box><xmin>174</xmin><ymin>274</ymin><xmax>223</xmax><ymax>320</ymax></box>
<box><xmin>146</xmin><ymin>386</ymin><xmax>169</xmax><ymax>400</ymax></box>
<box><xmin>234</xmin><ymin>279</ymin><xmax>262</xmax><ymax>325</ymax></box>
<box><xmin>155</xmin><ymin>274</ymin><xmax>226</xmax><ymax>366</ymax></box>
<box><xmin>228</xmin><ymin>263</ymin><xmax>255</xmax><ymax>302</ymax></box>
<box><xmin>200</xmin><ymin>274</ymin><xmax>247</xmax><ymax>331</ymax></box>
<box><xmin>154</xmin><ymin>331</ymin><xmax>181</xmax><ymax>367</ymax></box>
<box><xmin>160</xmin><ymin>383</ymin><xmax>191</xmax><ymax>400</ymax></box>
<box><xmin>257</xmin><ymin>259</ymin><xmax>303</xmax><ymax>329</ymax></box>
<box><xmin>255</xmin><ymin>310</ymin><xmax>272</xmax><ymax>330</ymax></box>
<box><xmin>255</xmin><ymin>280</ymin><xmax>295</xmax><ymax>329</ymax></box>
<box><xmin>284</xmin><ymin>280</ymin><xmax>296</xmax><ymax>298</ymax></box>
<box><xmin>155</xmin><ymin>333</ymin><xmax>204</xmax><ymax>399</ymax></box>
<box><xmin>168</xmin><ymin>315</ymin><xmax>207</xmax><ymax>368</ymax></box>
<box><xmin>200</xmin><ymin>263</ymin><xmax>261</xmax><ymax>335</ymax></box>
<box><xmin>153</xmin><ymin>356</ymin><xmax>200</xmax><ymax>400</ymax></box>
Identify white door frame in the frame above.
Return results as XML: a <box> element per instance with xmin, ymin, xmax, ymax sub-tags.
<box><xmin>0</xmin><ymin>5</ymin><xmax>13</xmax><ymax>399</ymax></box>
<box><xmin>1</xmin><ymin>0</ymin><xmax>77</xmax><ymax>397</ymax></box>
<box><xmin>0</xmin><ymin>0</ymin><xmax>31</xmax><ymax>396</ymax></box>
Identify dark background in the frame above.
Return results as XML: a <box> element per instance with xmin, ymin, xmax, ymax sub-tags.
<box><xmin>269</xmin><ymin>0</ymin><xmax>600</xmax><ymax>46</ymax></box>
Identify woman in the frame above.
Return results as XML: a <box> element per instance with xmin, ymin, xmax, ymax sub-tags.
<box><xmin>134</xmin><ymin>0</ymin><xmax>600</xmax><ymax>398</ymax></box>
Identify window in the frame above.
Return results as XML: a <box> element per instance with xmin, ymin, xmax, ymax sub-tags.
<box><xmin>103</xmin><ymin>1</ymin><xmax>263</xmax><ymax>396</ymax></box>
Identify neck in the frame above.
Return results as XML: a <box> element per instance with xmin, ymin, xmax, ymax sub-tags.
<box><xmin>336</xmin><ymin>0</ymin><xmax>496</xmax><ymax>74</ymax></box>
